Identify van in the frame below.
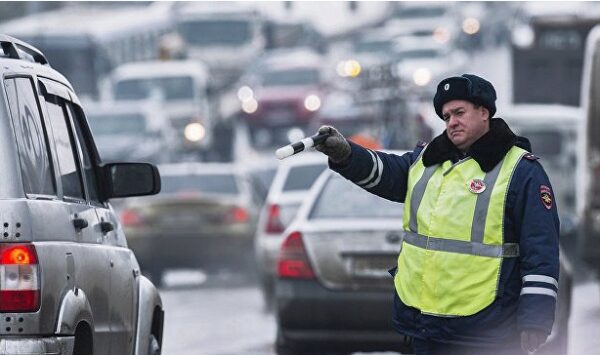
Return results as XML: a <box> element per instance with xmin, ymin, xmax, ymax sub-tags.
<box><xmin>0</xmin><ymin>35</ymin><xmax>163</xmax><ymax>354</ymax></box>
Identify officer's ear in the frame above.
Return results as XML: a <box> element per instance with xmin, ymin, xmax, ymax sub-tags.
<box><xmin>477</xmin><ymin>105</ymin><xmax>490</xmax><ymax>121</ymax></box>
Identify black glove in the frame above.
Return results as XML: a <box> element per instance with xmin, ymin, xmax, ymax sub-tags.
<box><xmin>314</xmin><ymin>125</ymin><xmax>351</xmax><ymax>164</ymax></box>
<box><xmin>521</xmin><ymin>329</ymin><xmax>548</xmax><ymax>353</ymax></box>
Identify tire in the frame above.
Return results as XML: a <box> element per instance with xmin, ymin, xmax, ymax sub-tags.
<box><xmin>72</xmin><ymin>323</ymin><xmax>93</xmax><ymax>355</ymax></box>
<box><xmin>148</xmin><ymin>334</ymin><xmax>161</xmax><ymax>355</ymax></box>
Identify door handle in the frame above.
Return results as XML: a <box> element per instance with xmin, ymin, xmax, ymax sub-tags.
<box><xmin>72</xmin><ymin>217</ymin><xmax>88</xmax><ymax>230</ymax></box>
<box><xmin>100</xmin><ymin>221</ymin><xmax>114</xmax><ymax>234</ymax></box>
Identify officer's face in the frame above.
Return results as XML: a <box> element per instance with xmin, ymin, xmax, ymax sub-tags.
<box><xmin>442</xmin><ymin>100</ymin><xmax>490</xmax><ymax>152</ymax></box>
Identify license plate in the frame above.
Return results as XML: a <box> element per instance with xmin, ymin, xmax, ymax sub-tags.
<box><xmin>350</xmin><ymin>256</ymin><xmax>396</xmax><ymax>278</ymax></box>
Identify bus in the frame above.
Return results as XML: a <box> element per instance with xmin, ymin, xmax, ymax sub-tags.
<box><xmin>511</xmin><ymin>4</ymin><xmax>600</xmax><ymax>106</ymax></box>
<box><xmin>173</xmin><ymin>2</ymin><xmax>265</xmax><ymax>90</ymax></box>
<box><xmin>578</xmin><ymin>23</ymin><xmax>600</xmax><ymax>277</ymax></box>
<box><xmin>0</xmin><ymin>4</ymin><xmax>173</xmax><ymax>100</ymax></box>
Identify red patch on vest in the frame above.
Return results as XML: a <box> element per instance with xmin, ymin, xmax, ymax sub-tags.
<box><xmin>540</xmin><ymin>185</ymin><xmax>553</xmax><ymax>210</ymax></box>
<box><xmin>468</xmin><ymin>179</ymin><xmax>486</xmax><ymax>194</ymax></box>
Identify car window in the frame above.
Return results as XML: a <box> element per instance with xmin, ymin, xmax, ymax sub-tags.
<box><xmin>161</xmin><ymin>173</ymin><xmax>239</xmax><ymax>195</ymax></box>
<box><xmin>68</xmin><ymin>104</ymin><xmax>100</xmax><ymax>203</ymax></box>
<box><xmin>262</xmin><ymin>68</ymin><xmax>321</xmax><ymax>86</ymax></box>
<box><xmin>4</xmin><ymin>77</ymin><xmax>56</xmax><ymax>197</ymax></box>
<box><xmin>43</xmin><ymin>95</ymin><xmax>84</xmax><ymax>200</ymax></box>
<box><xmin>309</xmin><ymin>176</ymin><xmax>404</xmax><ymax>219</ymax></box>
<box><xmin>282</xmin><ymin>164</ymin><xmax>326</xmax><ymax>191</ymax></box>
<box><xmin>114</xmin><ymin>77</ymin><xmax>194</xmax><ymax>101</ymax></box>
<box><xmin>87</xmin><ymin>112</ymin><xmax>148</xmax><ymax>136</ymax></box>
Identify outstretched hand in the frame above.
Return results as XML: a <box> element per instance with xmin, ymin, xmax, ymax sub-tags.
<box><xmin>314</xmin><ymin>125</ymin><xmax>351</xmax><ymax>164</ymax></box>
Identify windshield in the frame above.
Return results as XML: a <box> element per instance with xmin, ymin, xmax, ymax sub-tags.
<box><xmin>114</xmin><ymin>76</ymin><xmax>194</xmax><ymax>101</ymax></box>
<box><xmin>395</xmin><ymin>7</ymin><xmax>446</xmax><ymax>18</ymax></box>
<box><xmin>161</xmin><ymin>174</ymin><xmax>239</xmax><ymax>195</ymax></box>
<box><xmin>178</xmin><ymin>19</ymin><xmax>251</xmax><ymax>45</ymax></box>
<box><xmin>353</xmin><ymin>39</ymin><xmax>393</xmax><ymax>53</ymax></box>
<box><xmin>88</xmin><ymin>113</ymin><xmax>147</xmax><ymax>135</ymax></box>
<box><xmin>310</xmin><ymin>176</ymin><xmax>404</xmax><ymax>219</ymax></box>
<box><xmin>282</xmin><ymin>164</ymin><xmax>327</xmax><ymax>191</ymax></box>
<box><xmin>262</xmin><ymin>68</ymin><xmax>321</xmax><ymax>87</ymax></box>
<box><xmin>398</xmin><ymin>49</ymin><xmax>440</xmax><ymax>59</ymax></box>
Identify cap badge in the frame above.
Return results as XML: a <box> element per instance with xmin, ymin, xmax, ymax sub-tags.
<box><xmin>444</xmin><ymin>83</ymin><xmax>450</xmax><ymax>91</ymax></box>
<box><xmin>468</xmin><ymin>179</ymin><xmax>486</xmax><ymax>194</ymax></box>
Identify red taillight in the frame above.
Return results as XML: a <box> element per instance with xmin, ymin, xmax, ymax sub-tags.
<box><xmin>229</xmin><ymin>206</ymin><xmax>249</xmax><ymax>223</ymax></box>
<box><xmin>277</xmin><ymin>231</ymin><xmax>315</xmax><ymax>279</ymax></box>
<box><xmin>120</xmin><ymin>209</ymin><xmax>142</xmax><ymax>226</ymax></box>
<box><xmin>0</xmin><ymin>244</ymin><xmax>40</xmax><ymax>312</ymax></box>
<box><xmin>265</xmin><ymin>204</ymin><xmax>285</xmax><ymax>234</ymax></box>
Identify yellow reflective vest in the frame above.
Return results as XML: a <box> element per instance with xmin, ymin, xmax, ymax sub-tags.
<box><xmin>394</xmin><ymin>145</ymin><xmax>528</xmax><ymax>316</ymax></box>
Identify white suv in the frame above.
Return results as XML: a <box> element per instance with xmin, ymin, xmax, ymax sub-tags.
<box><xmin>0</xmin><ymin>35</ymin><xmax>163</xmax><ymax>354</ymax></box>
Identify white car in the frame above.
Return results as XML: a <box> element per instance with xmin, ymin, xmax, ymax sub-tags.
<box><xmin>110</xmin><ymin>60</ymin><xmax>213</xmax><ymax>152</ymax></box>
<box><xmin>254</xmin><ymin>152</ymin><xmax>328</xmax><ymax>307</ymax></box>
<box><xmin>85</xmin><ymin>100</ymin><xmax>177</xmax><ymax>164</ymax></box>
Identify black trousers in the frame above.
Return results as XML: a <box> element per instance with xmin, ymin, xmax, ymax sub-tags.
<box><xmin>412</xmin><ymin>338</ymin><xmax>527</xmax><ymax>355</ymax></box>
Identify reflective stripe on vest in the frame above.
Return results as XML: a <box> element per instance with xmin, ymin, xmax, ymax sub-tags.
<box><xmin>395</xmin><ymin>146</ymin><xmax>527</xmax><ymax>316</ymax></box>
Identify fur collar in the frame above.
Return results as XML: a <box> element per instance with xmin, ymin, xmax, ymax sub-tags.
<box><xmin>422</xmin><ymin>118</ymin><xmax>529</xmax><ymax>172</ymax></box>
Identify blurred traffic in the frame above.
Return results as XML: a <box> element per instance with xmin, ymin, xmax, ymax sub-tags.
<box><xmin>2</xmin><ymin>1</ymin><xmax>600</xmax><ymax>354</ymax></box>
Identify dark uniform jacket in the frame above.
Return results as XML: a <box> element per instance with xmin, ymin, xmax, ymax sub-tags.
<box><xmin>329</xmin><ymin>118</ymin><xmax>560</xmax><ymax>346</ymax></box>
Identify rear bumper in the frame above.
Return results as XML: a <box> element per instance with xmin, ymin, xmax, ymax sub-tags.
<box><xmin>0</xmin><ymin>336</ymin><xmax>74</xmax><ymax>355</ymax></box>
<box><xmin>276</xmin><ymin>279</ymin><xmax>412</xmax><ymax>352</ymax></box>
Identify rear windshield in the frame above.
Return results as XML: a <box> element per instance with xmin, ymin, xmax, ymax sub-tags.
<box><xmin>87</xmin><ymin>113</ymin><xmax>147</xmax><ymax>135</ymax></box>
<box><xmin>161</xmin><ymin>174</ymin><xmax>239</xmax><ymax>195</ymax></box>
<box><xmin>282</xmin><ymin>164</ymin><xmax>327</xmax><ymax>191</ymax></box>
<box><xmin>309</xmin><ymin>176</ymin><xmax>404</xmax><ymax>219</ymax></box>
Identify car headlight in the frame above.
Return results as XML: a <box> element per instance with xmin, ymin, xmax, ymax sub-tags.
<box><xmin>241</xmin><ymin>98</ymin><xmax>258</xmax><ymax>114</ymax></box>
<box><xmin>433</xmin><ymin>26</ymin><xmax>451</xmax><ymax>44</ymax></box>
<box><xmin>512</xmin><ymin>25</ymin><xmax>535</xmax><ymax>48</ymax></box>
<box><xmin>237</xmin><ymin>86</ymin><xmax>254</xmax><ymax>102</ymax></box>
<box><xmin>336</xmin><ymin>60</ymin><xmax>361</xmax><ymax>78</ymax></box>
<box><xmin>304</xmin><ymin>94</ymin><xmax>321</xmax><ymax>112</ymax></box>
<box><xmin>184</xmin><ymin>123</ymin><xmax>206</xmax><ymax>142</ymax></box>
<box><xmin>413</xmin><ymin>68</ymin><xmax>432</xmax><ymax>86</ymax></box>
<box><xmin>462</xmin><ymin>17</ymin><xmax>481</xmax><ymax>35</ymax></box>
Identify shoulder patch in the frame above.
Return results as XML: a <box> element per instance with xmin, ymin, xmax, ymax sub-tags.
<box><xmin>540</xmin><ymin>185</ymin><xmax>553</xmax><ymax>210</ymax></box>
<box><xmin>523</xmin><ymin>153</ymin><xmax>539</xmax><ymax>161</ymax></box>
<box><xmin>416</xmin><ymin>141</ymin><xmax>427</xmax><ymax>148</ymax></box>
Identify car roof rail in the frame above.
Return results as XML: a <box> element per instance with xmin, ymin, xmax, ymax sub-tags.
<box><xmin>0</xmin><ymin>34</ymin><xmax>49</xmax><ymax>66</ymax></box>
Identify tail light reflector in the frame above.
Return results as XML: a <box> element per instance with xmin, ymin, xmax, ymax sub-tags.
<box><xmin>120</xmin><ymin>209</ymin><xmax>142</xmax><ymax>226</ymax></box>
<box><xmin>228</xmin><ymin>206</ymin><xmax>249</xmax><ymax>223</ymax></box>
<box><xmin>0</xmin><ymin>243</ymin><xmax>40</xmax><ymax>312</ymax></box>
<box><xmin>277</xmin><ymin>231</ymin><xmax>315</xmax><ymax>279</ymax></box>
<box><xmin>265</xmin><ymin>204</ymin><xmax>285</xmax><ymax>234</ymax></box>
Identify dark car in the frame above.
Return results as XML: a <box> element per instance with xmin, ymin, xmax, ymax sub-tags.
<box><xmin>275</xmin><ymin>167</ymin><xmax>412</xmax><ymax>354</ymax></box>
<box><xmin>121</xmin><ymin>163</ymin><xmax>262</xmax><ymax>283</ymax></box>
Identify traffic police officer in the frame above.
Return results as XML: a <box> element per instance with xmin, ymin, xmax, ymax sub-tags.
<box><xmin>315</xmin><ymin>74</ymin><xmax>559</xmax><ymax>354</ymax></box>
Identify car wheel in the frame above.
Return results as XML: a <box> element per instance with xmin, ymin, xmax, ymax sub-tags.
<box><xmin>148</xmin><ymin>334</ymin><xmax>161</xmax><ymax>355</ymax></box>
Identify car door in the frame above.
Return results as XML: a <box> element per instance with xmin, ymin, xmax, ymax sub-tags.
<box><xmin>68</xmin><ymin>101</ymin><xmax>137</xmax><ymax>355</ymax></box>
<box><xmin>38</xmin><ymin>78</ymin><xmax>111</xmax><ymax>352</ymax></box>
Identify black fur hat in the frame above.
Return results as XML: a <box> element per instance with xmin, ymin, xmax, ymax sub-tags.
<box><xmin>433</xmin><ymin>74</ymin><xmax>497</xmax><ymax>119</ymax></box>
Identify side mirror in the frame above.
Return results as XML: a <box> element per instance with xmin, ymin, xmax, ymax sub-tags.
<box><xmin>100</xmin><ymin>162</ymin><xmax>161</xmax><ymax>199</ymax></box>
